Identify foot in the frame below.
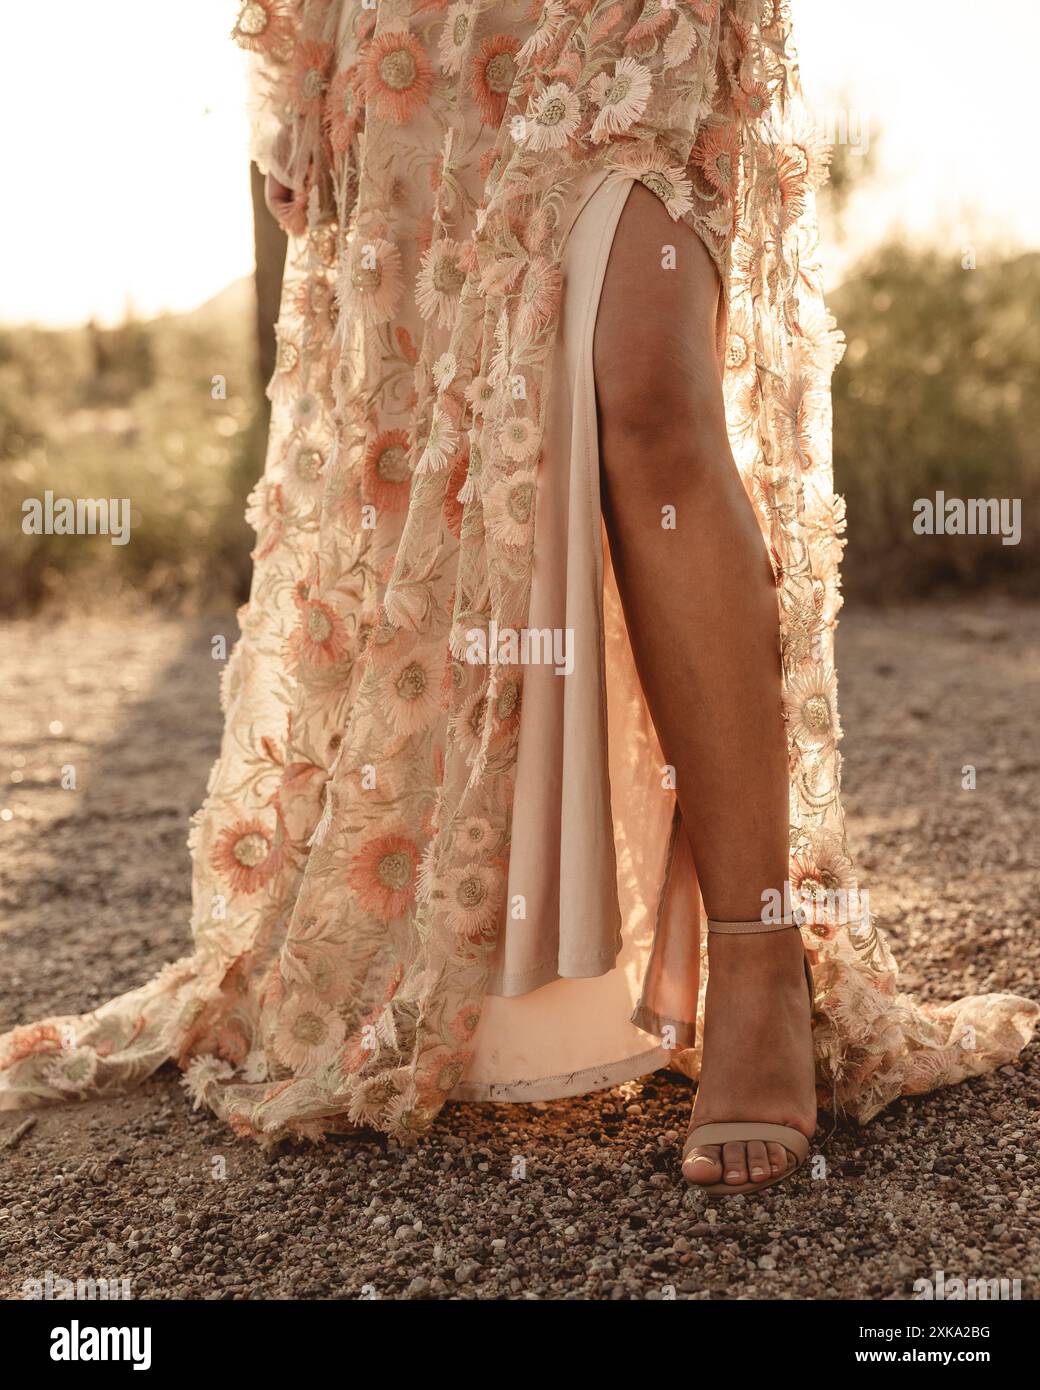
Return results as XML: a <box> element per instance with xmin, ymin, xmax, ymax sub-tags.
<box><xmin>682</xmin><ymin>926</ymin><xmax>817</xmax><ymax>1188</ymax></box>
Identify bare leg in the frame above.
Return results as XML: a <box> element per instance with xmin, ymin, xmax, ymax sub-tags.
<box><xmin>593</xmin><ymin>182</ymin><xmax>816</xmax><ymax>1185</ymax></box>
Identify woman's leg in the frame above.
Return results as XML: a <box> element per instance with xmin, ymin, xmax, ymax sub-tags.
<box><xmin>593</xmin><ymin>182</ymin><xmax>816</xmax><ymax>1185</ymax></box>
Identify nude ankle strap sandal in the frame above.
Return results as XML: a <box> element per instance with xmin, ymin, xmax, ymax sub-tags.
<box><xmin>683</xmin><ymin>916</ymin><xmax>815</xmax><ymax>1197</ymax></box>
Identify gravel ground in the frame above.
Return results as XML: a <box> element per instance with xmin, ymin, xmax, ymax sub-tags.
<box><xmin>0</xmin><ymin>602</ymin><xmax>1037</xmax><ymax>1301</ymax></box>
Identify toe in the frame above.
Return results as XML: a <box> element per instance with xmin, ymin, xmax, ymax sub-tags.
<box><xmin>766</xmin><ymin>1142</ymin><xmax>788</xmax><ymax>1176</ymax></box>
<box><xmin>682</xmin><ymin>1144</ymin><xmax>723</xmax><ymax>1185</ymax></box>
<box><xmin>722</xmin><ymin>1140</ymin><xmax>749</xmax><ymax>1186</ymax></box>
<box><xmin>746</xmin><ymin>1140</ymin><xmax>769</xmax><ymax>1183</ymax></box>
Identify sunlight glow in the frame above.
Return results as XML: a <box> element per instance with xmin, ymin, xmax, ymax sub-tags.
<box><xmin>1</xmin><ymin>0</ymin><xmax>1037</xmax><ymax>325</ymax></box>
<box><xmin>796</xmin><ymin>0</ymin><xmax>1040</xmax><ymax>281</ymax></box>
<box><xmin>1</xmin><ymin>1</ymin><xmax>251</xmax><ymax>326</ymax></box>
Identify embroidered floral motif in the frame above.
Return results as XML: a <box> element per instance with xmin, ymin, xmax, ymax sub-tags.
<box><xmin>1</xmin><ymin>1</ymin><xmax>1035</xmax><ymax>1139</ymax></box>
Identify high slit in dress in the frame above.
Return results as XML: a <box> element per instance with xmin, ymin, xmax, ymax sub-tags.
<box><xmin>458</xmin><ymin>168</ymin><xmax>705</xmax><ymax>1101</ymax></box>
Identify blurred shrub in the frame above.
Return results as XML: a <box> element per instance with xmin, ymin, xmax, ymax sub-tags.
<box><xmin>831</xmin><ymin>243</ymin><xmax>1038</xmax><ymax>599</ymax></box>
<box><xmin>0</xmin><ymin>282</ymin><xmax>262</xmax><ymax>614</ymax></box>
<box><xmin>1</xmin><ymin>242</ymin><xmax>1037</xmax><ymax>613</ymax></box>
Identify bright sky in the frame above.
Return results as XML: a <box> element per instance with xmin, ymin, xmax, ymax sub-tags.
<box><xmin>1</xmin><ymin>0</ymin><xmax>1037</xmax><ymax>325</ymax></box>
<box><xmin>1</xmin><ymin>0</ymin><xmax>251</xmax><ymax>326</ymax></box>
<box><xmin>795</xmin><ymin>0</ymin><xmax>1040</xmax><ymax>282</ymax></box>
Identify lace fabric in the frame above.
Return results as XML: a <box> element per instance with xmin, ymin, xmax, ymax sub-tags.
<box><xmin>1</xmin><ymin>0</ymin><xmax>1035</xmax><ymax>1141</ymax></box>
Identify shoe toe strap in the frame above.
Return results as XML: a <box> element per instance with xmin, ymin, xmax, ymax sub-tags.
<box><xmin>683</xmin><ymin>1122</ymin><xmax>810</xmax><ymax>1164</ymax></box>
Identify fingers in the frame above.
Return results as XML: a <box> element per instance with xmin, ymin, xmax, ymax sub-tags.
<box><xmin>265</xmin><ymin>172</ymin><xmax>295</xmax><ymax>226</ymax></box>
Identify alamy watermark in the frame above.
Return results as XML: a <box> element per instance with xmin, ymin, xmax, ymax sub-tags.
<box><xmin>913</xmin><ymin>493</ymin><xmax>1021</xmax><ymax>546</ymax></box>
<box><xmin>914</xmin><ymin>1268</ymin><xmax>1021</xmax><ymax>1301</ymax></box>
<box><xmin>762</xmin><ymin>105</ymin><xmax>872</xmax><ymax>157</ymax></box>
<box><xmin>23</xmin><ymin>1269</ymin><xmax>132</xmax><ymax>1301</ymax></box>
<box><xmin>49</xmin><ymin>1319</ymin><xmax>151</xmax><ymax>1370</ymax></box>
<box><xmin>761</xmin><ymin>881</ymin><xmax>871</xmax><ymax>932</ymax></box>
<box><xmin>464</xmin><ymin>622</ymin><xmax>573</xmax><ymax>676</ymax></box>
<box><xmin>21</xmin><ymin>490</ymin><xmax>131</xmax><ymax>546</ymax></box>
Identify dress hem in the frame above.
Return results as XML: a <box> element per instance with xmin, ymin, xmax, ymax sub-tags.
<box><xmin>448</xmin><ymin>1045</ymin><xmax>672</xmax><ymax>1104</ymax></box>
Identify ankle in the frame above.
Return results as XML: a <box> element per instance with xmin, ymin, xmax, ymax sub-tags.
<box><xmin>706</xmin><ymin>925</ymin><xmax>807</xmax><ymax>980</ymax></box>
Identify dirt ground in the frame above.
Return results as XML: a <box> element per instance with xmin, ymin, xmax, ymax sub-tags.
<box><xmin>1</xmin><ymin>602</ymin><xmax>1037</xmax><ymax>1300</ymax></box>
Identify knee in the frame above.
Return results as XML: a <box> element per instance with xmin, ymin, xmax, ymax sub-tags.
<box><xmin>595</xmin><ymin>343</ymin><xmax>728</xmax><ymax>493</ymax></box>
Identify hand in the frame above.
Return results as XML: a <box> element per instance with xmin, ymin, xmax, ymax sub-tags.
<box><xmin>266</xmin><ymin>171</ymin><xmax>296</xmax><ymax>230</ymax></box>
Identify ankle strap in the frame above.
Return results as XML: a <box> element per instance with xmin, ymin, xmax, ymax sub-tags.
<box><xmin>707</xmin><ymin>913</ymin><xmax>805</xmax><ymax>936</ymax></box>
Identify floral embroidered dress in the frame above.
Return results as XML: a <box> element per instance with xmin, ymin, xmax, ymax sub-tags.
<box><xmin>1</xmin><ymin>0</ymin><xmax>1035</xmax><ymax>1141</ymax></box>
